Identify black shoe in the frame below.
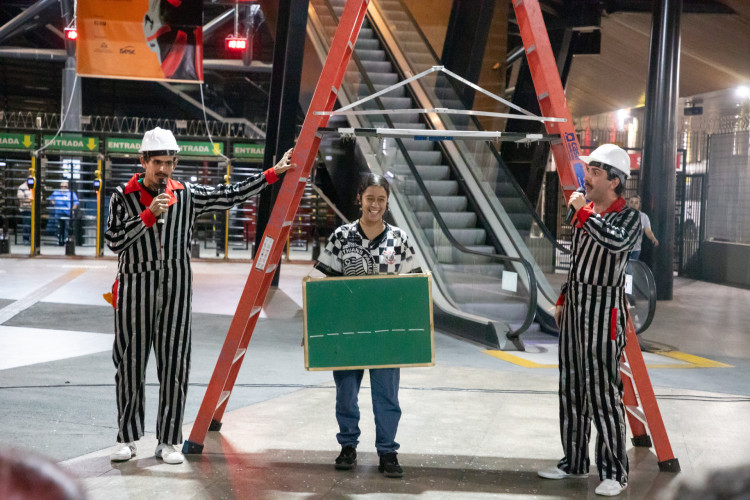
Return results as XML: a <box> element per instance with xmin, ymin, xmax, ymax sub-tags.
<box><xmin>378</xmin><ymin>453</ymin><xmax>403</xmax><ymax>478</ymax></box>
<box><xmin>334</xmin><ymin>445</ymin><xmax>357</xmax><ymax>470</ymax></box>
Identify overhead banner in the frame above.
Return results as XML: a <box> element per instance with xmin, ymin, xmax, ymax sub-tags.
<box><xmin>77</xmin><ymin>0</ymin><xmax>203</xmax><ymax>83</ymax></box>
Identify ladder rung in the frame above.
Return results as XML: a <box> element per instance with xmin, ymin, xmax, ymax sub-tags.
<box><xmin>348</xmin><ymin>40</ymin><xmax>354</xmax><ymax>51</ymax></box>
<box><xmin>282</xmin><ymin>220</ymin><xmax>292</xmax><ymax>227</ymax></box>
<box><xmin>514</xmin><ymin>0</ymin><xmax>524</xmax><ymax>7</ymax></box>
<box><xmin>250</xmin><ymin>306</ymin><xmax>261</xmax><ymax>318</ymax></box>
<box><xmin>625</xmin><ymin>404</ymin><xmax>647</xmax><ymax>425</ymax></box>
<box><xmin>233</xmin><ymin>348</ymin><xmax>246</xmax><ymax>364</ymax></box>
<box><xmin>299</xmin><ymin>176</ymin><xmax>308</xmax><ymax>183</ymax></box>
<box><xmin>525</xmin><ymin>44</ymin><xmax>535</xmax><ymax>54</ymax></box>
<box><xmin>217</xmin><ymin>390</ymin><xmax>231</xmax><ymax>410</ymax></box>
<box><xmin>331</xmin><ymin>86</ymin><xmax>338</xmax><ymax>96</ymax></box>
<box><xmin>620</xmin><ymin>362</ymin><xmax>633</xmax><ymax>379</ymax></box>
<box><xmin>266</xmin><ymin>263</ymin><xmax>278</xmax><ymax>274</ymax></box>
<box><xmin>538</xmin><ymin>92</ymin><xmax>549</xmax><ymax>100</ymax></box>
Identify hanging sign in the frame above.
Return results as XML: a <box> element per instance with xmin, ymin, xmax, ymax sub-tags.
<box><xmin>0</xmin><ymin>133</ymin><xmax>35</xmax><ymax>151</ymax></box>
<box><xmin>177</xmin><ymin>141</ymin><xmax>224</xmax><ymax>157</ymax></box>
<box><xmin>232</xmin><ymin>143</ymin><xmax>265</xmax><ymax>160</ymax></box>
<box><xmin>106</xmin><ymin>138</ymin><xmax>142</xmax><ymax>154</ymax></box>
<box><xmin>43</xmin><ymin>135</ymin><xmax>99</xmax><ymax>153</ymax></box>
<box><xmin>76</xmin><ymin>0</ymin><xmax>203</xmax><ymax>83</ymax></box>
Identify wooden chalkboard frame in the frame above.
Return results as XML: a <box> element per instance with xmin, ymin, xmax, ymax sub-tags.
<box><xmin>302</xmin><ymin>273</ymin><xmax>434</xmax><ymax>371</ymax></box>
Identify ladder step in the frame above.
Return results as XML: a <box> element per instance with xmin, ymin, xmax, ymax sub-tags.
<box><xmin>625</xmin><ymin>404</ymin><xmax>647</xmax><ymax>425</ymax></box>
<box><xmin>331</xmin><ymin>86</ymin><xmax>338</xmax><ymax>96</ymax></box>
<box><xmin>217</xmin><ymin>390</ymin><xmax>231</xmax><ymax>410</ymax></box>
<box><xmin>266</xmin><ymin>263</ymin><xmax>278</xmax><ymax>274</ymax></box>
<box><xmin>250</xmin><ymin>306</ymin><xmax>261</xmax><ymax>317</ymax></box>
<box><xmin>620</xmin><ymin>361</ymin><xmax>633</xmax><ymax>379</ymax></box>
<box><xmin>233</xmin><ymin>348</ymin><xmax>246</xmax><ymax>364</ymax></box>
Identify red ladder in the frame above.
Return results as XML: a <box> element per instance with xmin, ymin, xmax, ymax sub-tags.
<box><xmin>511</xmin><ymin>0</ymin><xmax>680</xmax><ymax>472</ymax></box>
<box><xmin>183</xmin><ymin>0</ymin><xmax>370</xmax><ymax>454</ymax></box>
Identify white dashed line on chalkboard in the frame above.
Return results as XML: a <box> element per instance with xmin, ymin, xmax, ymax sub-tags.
<box><xmin>311</xmin><ymin>327</ymin><xmax>426</xmax><ymax>339</ymax></box>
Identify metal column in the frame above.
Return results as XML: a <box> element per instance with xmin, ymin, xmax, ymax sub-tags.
<box><xmin>641</xmin><ymin>0</ymin><xmax>682</xmax><ymax>300</ymax></box>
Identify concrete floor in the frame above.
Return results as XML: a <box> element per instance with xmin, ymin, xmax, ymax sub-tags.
<box><xmin>1</xmin><ymin>256</ymin><xmax>749</xmax><ymax>499</ymax></box>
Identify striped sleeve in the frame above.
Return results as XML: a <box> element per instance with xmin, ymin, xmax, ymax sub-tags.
<box><xmin>104</xmin><ymin>191</ymin><xmax>150</xmax><ymax>254</ymax></box>
<box><xmin>581</xmin><ymin>208</ymin><xmax>641</xmax><ymax>253</ymax></box>
<box><xmin>190</xmin><ymin>171</ymin><xmax>270</xmax><ymax>216</ymax></box>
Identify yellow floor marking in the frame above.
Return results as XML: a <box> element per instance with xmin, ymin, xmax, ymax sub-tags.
<box><xmin>483</xmin><ymin>350</ymin><xmax>557</xmax><ymax>368</ymax></box>
<box><xmin>484</xmin><ymin>349</ymin><xmax>733</xmax><ymax>369</ymax></box>
<box><xmin>658</xmin><ymin>350</ymin><xmax>734</xmax><ymax>368</ymax></box>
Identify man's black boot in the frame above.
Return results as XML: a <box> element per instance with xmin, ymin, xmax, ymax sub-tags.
<box><xmin>378</xmin><ymin>452</ymin><xmax>403</xmax><ymax>478</ymax></box>
<box><xmin>334</xmin><ymin>445</ymin><xmax>357</xmax><ymax>470</ymax></box>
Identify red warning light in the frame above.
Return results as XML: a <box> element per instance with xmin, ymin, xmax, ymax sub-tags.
<box><xmin>225</xmin><ymin>35</ymin><xmax>248</xmax><ymax>51</ymax></box>
<box><xmin>64</xmin><ymin>27</ymin><xmax>78</xmax><ymax>41</ymax></box>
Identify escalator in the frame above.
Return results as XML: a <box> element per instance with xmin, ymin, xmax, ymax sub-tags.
<box><xmin>306</xmin><ymin>0</ymin><xmax>660</xmax><ymax>349</ymax></box>
<box><xmin>307</xmin><ymin>0</ymin><xmax>560</xmax><ymax>349</ymax></box>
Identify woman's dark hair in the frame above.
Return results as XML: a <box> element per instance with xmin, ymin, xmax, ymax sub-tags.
<box><xmin>357</xmin><ymin>173</ymin><xmax>390</xmax><ymax>199</ymax></box>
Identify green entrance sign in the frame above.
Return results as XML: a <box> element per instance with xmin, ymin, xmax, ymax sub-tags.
<box><xmin>0</xmin><ymin>133</ymin><xmax>35</xmax><ymax>151</ymax></box>
<box><xmin>178</xmin><ymin>141</ymin><xmax>224</xmax><ymax>157</ymax></box>
<box><xmin>233</xmin><ymin>143</ymin><xmax>265</xmax><ymax>160</ymax></box>
<box><xmin>43</xmin><ymin>134</ymin><xmax>99</xmax><ymax>152</ymax></box>
<box><xmin>106</xmin><ymin>138</ymin><xmax>141</xmax><ymax>154</ymax></box>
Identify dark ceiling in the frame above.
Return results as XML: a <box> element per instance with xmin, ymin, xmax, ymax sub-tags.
<box><xmin>0</xmin><ymin>0</ymin><xmax>748</xmax><ymax>126</ymax></box>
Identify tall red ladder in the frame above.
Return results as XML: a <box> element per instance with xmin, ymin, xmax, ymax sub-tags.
<box><xmin>183</xmin><ymin>0</ymin><xmax>370</xmax><ymax>454</ymax></box>
<box><xmin>512</xmin><ymin>0</ymin><xmax>680</xmax><ymax>472</ymax></box>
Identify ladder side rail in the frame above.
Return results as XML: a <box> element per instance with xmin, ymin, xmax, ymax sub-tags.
<box><xmin>512</xmin><ymin>0</ymin><xmax>583</xmax><ymax>195</ymax></box>
<box><xmin>183</xmin><ymin>0</ymin><xmax>370</xmax><ymax>453</ymax></box>
<box><xmin>623</xmin><ymin>317</ymin><xmax>679</xmax><ymax>468</ymax></box>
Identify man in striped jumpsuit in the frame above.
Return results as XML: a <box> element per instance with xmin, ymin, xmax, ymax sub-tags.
<box><xmin>106</xmin><ymin>127</ymin><xmax>294</xmax><ymax>464</ymax></box>
<box><xmin>538</xmin><ymin>144</ymin><xmax>640</xmax><ymax>497</ymax></box>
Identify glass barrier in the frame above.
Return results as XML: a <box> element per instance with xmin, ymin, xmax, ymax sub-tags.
<box><xmin>309</xmin><ymin>0</ymin><xmax>537</xmax><ymax>338</ymax></box>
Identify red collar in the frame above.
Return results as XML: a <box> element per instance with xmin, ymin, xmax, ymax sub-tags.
<box><xmin>600</xmin><ymin>197</ymin><xmax>626</xmax><ymax>215</ymax></box>
<box><xmin>123</xmin><ymin>173</ymin><xmax>183</xmax><ymax>207</ymax></box>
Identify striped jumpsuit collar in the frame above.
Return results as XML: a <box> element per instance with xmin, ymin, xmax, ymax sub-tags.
<box><xmin>123</xmin><ymin>173</ymin><xmax>184</xmax><ymax>208</ymax></box>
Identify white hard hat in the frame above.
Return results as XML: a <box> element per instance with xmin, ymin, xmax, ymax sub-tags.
<box><xmin>139</xmin><ymin>127</ymin><xmax>180</xmax><ymax>155</ymax></box>
<box><xmin>579</xmin><ymin>144</ymin><xmax>630</xmax><ymax>178</ymax></box>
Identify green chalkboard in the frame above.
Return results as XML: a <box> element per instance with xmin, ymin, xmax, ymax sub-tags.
<box><xmin>303</xmin><ymin>273</ymin><xmax>434</xmax><ymax>370</ymax></box>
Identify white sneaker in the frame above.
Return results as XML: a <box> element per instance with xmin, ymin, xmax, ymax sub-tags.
<box><xmin>537</xmin><ymin>466</ymin><xmax>589</xmax><ymax>479</ymax></box>
<box><xmin>155</xmin><ymin>443</ymin><xmax>184</xmax><ymax>464</ymax></box>
<box><xmin>595</xmin><ymin>479</ymin><xmax>626</xmax><ymax>496</ymax></box>
<box><xmin>110</xmin><ymin>442</ymin><xmax>136</xmax><ymax>462</ymax></box>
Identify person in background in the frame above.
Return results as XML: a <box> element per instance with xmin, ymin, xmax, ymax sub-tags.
<box><xmin>627</xmin><ymin>195</ymin><xmax>658</xmax><ymax>260</ymax></box>
<box><xmin>106</xmin><ymin>127</ymin><xmax>295</xmax><ymax>465</ymax></box>
<box><xmin>537</xmin><ymin>144</ymin><xmax>640</xmax><ymax>497</ymax></box>
<box><xmin>314</xmin><ymin>173</ymin><xmax>419</xmax><ymax>479</ymax></box>
<box><xmin>48</xmin><ymin>181</ymin><xmax>79</xmax><ymax>246</ymax></box>
<box><xmin>16</xmin><ymin>180</ymin><xmax>32</xmax><ymax>245</ymax></box>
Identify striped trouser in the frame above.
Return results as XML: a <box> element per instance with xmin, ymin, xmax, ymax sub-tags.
<box><xmin>113</xmin><ymin>267</ymin><xmax>192</xmax><ymax>445</ymax></box>
<box><xmin>557</xmin><ymin>282</ymin><xmax>629</xmax><ymax>484</ymax></box>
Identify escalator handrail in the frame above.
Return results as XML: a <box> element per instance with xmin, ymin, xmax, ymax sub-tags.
<box><xmin>313</xmin><ymin>0</ymin><xmax>537</xmax><ymax>339</ymax></box>
<box><xmin>369</xmin><ymin>0</ymin><xmax>570</xmax><ymax>256</ymax></box>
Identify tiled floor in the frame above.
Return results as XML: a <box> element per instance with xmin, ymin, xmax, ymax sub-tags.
<box><xmin>1</xmin><ymin>256</ymin><xmax>749</xmax><ymax>499</ymax></box>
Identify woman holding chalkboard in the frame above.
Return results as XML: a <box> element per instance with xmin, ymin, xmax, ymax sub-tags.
<box><xmin>314</xmin><ymin>173</ymin><xmax>418</xmax><ymax>478</ymax></box>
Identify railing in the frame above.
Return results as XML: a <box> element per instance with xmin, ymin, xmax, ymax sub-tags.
<box><xmin>0</xmin><ymin>110</ymin><xmax>265</xmax><ymax>138</ymax></box>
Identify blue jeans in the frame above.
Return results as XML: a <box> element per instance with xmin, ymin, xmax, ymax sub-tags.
<box><xmin>333</xmin><ymin>368</ymin><xmax>401</xmax><ymax>455</ymax></box>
